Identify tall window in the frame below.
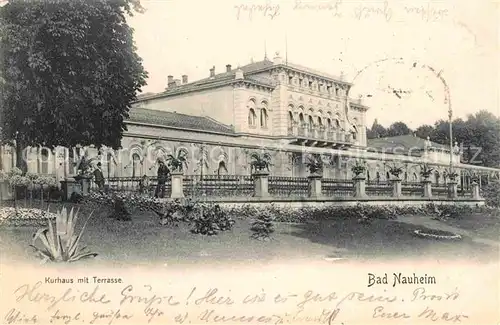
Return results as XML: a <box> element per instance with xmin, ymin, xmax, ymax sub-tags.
<box><xmin>288</xmin><ymin>111</ymin><xmax>294</xmax><ymax>128</ymax></box>
<box><xmin>352</xmin><ymin>125</ymin><xmax>358</xmax><ymax>140</ymax></box>
<box><xmin>132</xmin><ymin>153</ymin><xmax>141</xmax><ymax>178</ymax></box>
<box><xmin>317</xmin><ymin>116</ymin><xmax>322</xmax><ymax>127</ymax></box>
<box><xmin>260</xmin><ymin>108</ymin><xmax>268</xmax><ymax>128</ymax></box>
<box><xmin>248</xmin><ymin>108</ymin><xmax>257</xmax><ymax>126</ymax></box>
<box><xmin>327</xmin><ymin>118</ymin><xmax>332</xmax><ymax>129</ymax></box>
<box><xmin>308</xmin><ymin>116</ymin><xmax>314</xmax><ymax>130</ymax></box>
<box><xmin>39</xmin><ymin>148</ymin><xmax>49</xmax><ymax>174</ymax></box>
<box><xmin>299</xmin><ymin>113</ymin><xmax>305</xmax><ymax>126</ymax></box>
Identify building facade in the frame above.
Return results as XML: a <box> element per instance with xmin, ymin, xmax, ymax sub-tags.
<box><xmin>1</xmin><ymin>54</ymin><xmax>499</xmax><ymax>189</ymax></box>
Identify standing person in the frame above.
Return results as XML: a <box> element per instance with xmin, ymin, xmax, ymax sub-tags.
<box><xmin>155</xmin><ymin>160</ymin><xmax>170</xmax><ymax>198</ymax></box>
<box><xmin>93</xmin><ymin>162</ymin><xmax>105</xmax><ymax>191</ymax></box>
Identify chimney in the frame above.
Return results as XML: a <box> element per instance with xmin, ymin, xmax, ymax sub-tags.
<box><xmin>167</xmin><ymin>75</ymin><xmax>174</xmax><ymax>88</ymax></box>
<box><xmin>174</xmin><ymin>79</ymin><xmax>181</xmax><ymax>87</ymax></box>
<box><xmin>209</xmin><ymin>66</ymin><xmax>215</xmax><ymax>77</ymax></box>
<box><xmin>226</xmin><ymin>64</ymin><xmax>232</xmax><ymax>72</ymax></box>
<box><xmin>182</xmin><ymin>75</ymin><xmax>188</xmax><ymax>84</ymax></box>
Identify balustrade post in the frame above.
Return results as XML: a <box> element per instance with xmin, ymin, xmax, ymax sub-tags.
<box><xmin>448</xmin><ymin>180</ymin><xmax>458</xmax><ymax>199</ymax></box>
<box><xmin>170</xmin><ymin>171</ymin><xmax>185</xmax><ymax>198</ymax></box>
<box><xmin>422</xmin><ymin>179</ymin><xmax>432</xmax><ymax>198</ymax></box>
<box><xmin>471</xmin><ymin>181</ymin><xmax>481</xmax><ymax>200</ymax></box>
<box><xmin>253</xmin><ymin>171</ymin><xmax>269</xmax><ymax>197</ymax></box>
<box><xmin>308</xmin><ymin>174</ymin><xmax>322</xmax><ymax>198</ymax></box>
<box><xmin>353</xmin><ymin>175</ymin><xmax>366</xmax><ymax>198</ymax></box>
<box><xmin>391</xmin><ymin>177</ymin><xmax>402</xmax><ymax>198</ymax></box>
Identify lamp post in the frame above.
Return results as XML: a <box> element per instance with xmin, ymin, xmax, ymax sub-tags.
<box><xmin>446</xmin><ymin>85</ymin><xmax>453</xmax><ymax>174</ymax></box>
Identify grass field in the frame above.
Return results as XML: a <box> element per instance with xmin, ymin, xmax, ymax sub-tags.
<box><xmin>1</xmin><ymin>202</ymin><xmax>498</xmax><ymax>268</ymax></box>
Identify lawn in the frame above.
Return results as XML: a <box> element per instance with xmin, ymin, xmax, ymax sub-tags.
<box><xmin>0</xmin><ymin>202</ymin><xmax>498</xmax><ymax>268</ymax></box>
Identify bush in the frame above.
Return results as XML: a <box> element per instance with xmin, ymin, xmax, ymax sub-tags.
<box><xmin>0</xmin><ymin>207</ymin><xmax>57</xmax><ymax>227</ymax></box>
<box><xmin>191</xmin><ymin>204</ymin><xmax>234</xmax><ymax>235</ymax></box>
<box><xmin>69</xmin><ymin>192</ymin><xmax>84</xmax><ymax>203</ymax></box>
<box><xmin>481</xmin><ymin>180</ymin><xmax>500</xmax><ymax>208</ymax></box>
<box><xmin>109</xmin><ymin>195</ymin><xmax>131</xmax><ymax>221</ymax></box>
<box><xmin>250</xmin><ymin>211</ymin><xmax>275</xmax><ymax>241</ymax></box>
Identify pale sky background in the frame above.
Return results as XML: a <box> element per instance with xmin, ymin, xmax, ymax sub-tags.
<box><xmin>127</xmin><ymin>0</ymin><xmax>499</xmax><ymax>129</ymax></box>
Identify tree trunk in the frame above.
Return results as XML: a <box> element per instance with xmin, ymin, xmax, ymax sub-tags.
<box><xmin>15</xmin><ymin>141</ymin><xmax>28</xmax><ymax>173</ymax></box>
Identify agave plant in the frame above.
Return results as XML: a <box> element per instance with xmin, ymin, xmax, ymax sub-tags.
<box><xmin>420</xmin><ymin>163</ymin><xmax>434</xmax><ymax>178</ymax></box>
<box><xmin>166</xmin><ymin>148</ymin><xmax>189</xmax><ymax>172</ymax></box>
<box><xmin>249</xmin><ymin>152</ymin><xmax>272</xmax><ymax>173</ymax></box>
<box><xmin>388</xmin><ymin>164</ymin><xmax>403</xmax><ymax>178</ymax></box>
<box><xmin>306</xmin><ymin>154</ymin><xmax>323</xmax><ymax>175</ymax></box>
<box><xmin>30</xmin><ymin>207</ymin><xmax>97</xmax><ymax>263</ymax></box>
<box><xmin>351</xmin><ymin>160</ymin><xmax>366</xmax><ymax>177</ymax></box>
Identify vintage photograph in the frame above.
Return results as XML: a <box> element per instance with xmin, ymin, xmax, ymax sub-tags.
<box><xmin>0</xmin><ymin>0</ymin><xmax>498</xmax><ymax>324</ymax></box>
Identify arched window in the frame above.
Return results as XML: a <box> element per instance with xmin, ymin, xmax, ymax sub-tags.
<box><xmin>299</xmin><ymin>113</ymin><xmax>305</xmax><ymax>126</ymax></box>
<box><xmin>248</xmin><ymin>108</ymin><xmax>257</xmax><ymax>126</ymax></box>
<box><xmin>435</xmin><ymin>171</ymin><xmax>440</xmax><ymax>184</ymax></box>
<box><xmin>327</xmin><ymin>118</ymin><xmax>332</xmax><ymax>128</ymax></box>
<box><xmin>386</xmin><ymin>171</ymin><xmax>390</xmax><ymax>180</ymax></box>
<box><xmin>334</xmin><ymin>119</ymin><xmax>340</xmax><ymax>128</ymax></box>
<box><xmin>367</xmin><ymin>170</ymin><xmax>371</xmax><ymax>182</ymax></box>
<box><xmin>413</xmin><ymin>173</ymin><xmax>418</xmax><ymax>181</ymax></box>
<box><xmin>132</xmin><ymin>153</ymin><xmax>141</xmax><ymax>178</ymax></box>
<box><xmin>288</xmin><ymin>111</ymin><xmax>294</xmax><ymax>128</ymax></box>
<box><xmin>352</xmin><ymin>125</ymin><xmax>358</xmax><ymax>140</ymax></box>
<box><xmin>260</xmin><ymin>108</ymin><xmax>268</xmax><ymax>128</ymax></box>
<box><xmin>39</xmin><ymin>148</ymin><xmax>49</xmax><ymax>174</ymax></box>
<box><xmin>308</xmin><ymin>115</ymin><xmax>314</xmax><ymax>129</ymax></box>
<box><xmin>317</xmin><ymin>116</ymin><xmax>322</xmax><ymax>127</ymax></box>
<box><xmin>404</xmin><ymin>172</ymin><xmax>408</xmax><ymax>181</ymax></box>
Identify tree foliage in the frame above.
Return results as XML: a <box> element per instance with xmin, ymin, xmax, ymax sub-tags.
<box><xmin>0</xmin><ymin>0</ymin><xmax>148</xmax><ymax>151</ymax></box>
<box><xmin>366</xmin><ymin>111</ymin><xmax>500</xmax><ymax>168</ymax></box>
<box><xmin>387</xmin><ymin>121</ymin><xmax>412</xmax><ymax>137</ymax></box>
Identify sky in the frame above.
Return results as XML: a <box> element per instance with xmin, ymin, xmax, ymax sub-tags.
<box><xmin>127</xmin><ymin>0</ymin><xmax>499</xmax><ymax>129</ymax></box>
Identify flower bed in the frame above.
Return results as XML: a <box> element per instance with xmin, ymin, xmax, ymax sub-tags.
<box><xmin>0</xmin><ymin>207</ymin><xmax>57</xmax><ymax>227</ymax></box>
<box><xmin>413</xmin><ymin>229</ymin><xmax>462</xmax><ymax>240</ymax></box>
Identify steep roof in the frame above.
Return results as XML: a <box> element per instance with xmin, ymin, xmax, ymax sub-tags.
<box><xmin>127</xmin><ymin>108</ymin><xmax>235</xmax><ymax>134</ymax></box>
<box><xmin>367</xmin><ymin>134</ymin><xmax>449</xmax><ymax>153</ymax></box>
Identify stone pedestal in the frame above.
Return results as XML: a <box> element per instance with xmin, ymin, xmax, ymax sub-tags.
<box><xmin>60</xmin><ymin>177</ymin><xmax>82</xmax><ymax>201</ymax></box>
<box><xmin>308</xmin><ymin>174</ymin><xmax>322</xmax><ymax>198</ymax></box>
<box><xmin>253</xmin><ymin>171</ymin><xmax>269</xmax><ymax>197</ymax></box>
<box><xmin>391</xmin><ymin>178</ymin><xmax>402</xmax><ymax>198</ymax></box>
<box><xmin>448</xmin><ymin>181</ymin><xmax>458</xmax><ymax>199</ymax></box>
<box><xmin>0</xmin><ymin>181</ymin><xmax>13</xmax><ymax>201</ymax></box>
<box><xmin>353</xmin><ymin>175</ymin><xmax>366</xmax><ymax>198</ymax></box>
<box><xmin>471</xmin><ymin>181</ymin><xmax>481</xmax><ymax>200</ymax></box>
<box><xmin>80</xmin><ymin>176</ymin><xmax>92</xmax><ymax>195</ymax></box>
<box><xmin>422</xmin><ymin>179</ymin><xmax>432</xmax><ymax>198</ymax></box>
<box><xmin>170</xmin><ymin>172</ymin><xmax>185</xmax><ymax>199</ymax></box>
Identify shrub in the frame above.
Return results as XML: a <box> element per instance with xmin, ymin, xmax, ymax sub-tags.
<box><xmin>69</xmin><ymin>192</ymin><xmax>84</xmax><ymax>203</ymax></box>
<box><xmin>0</xmin><ymin>207</ymin><xmax>57</xmax><ymax>227</ymax></box>
<box><xmin>110</xmin><ymin>195</ymin><xmax>131</xmax><ymax>221</ymax></box>
<box><xmin>191</xmin><ymin>204</ymin><xmax>234</xmax><ymax>235</ymax></box>
<box><xmin>30</xmin><ymin>207</ymin><xmax>97</xmax><ymax>263</ymax></box>
<box><xmin>250</xmin><ymin>211</ymin><xmax>275</xmax><ymax>241</ymax></box>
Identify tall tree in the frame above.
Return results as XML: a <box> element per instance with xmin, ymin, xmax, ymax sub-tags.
<box><xmin>415</xmin><ymin>124</ymin><xmax>434</xmax><ymax>140</ymax></box>
<box><xmin>367</xmin><ymin>118</ymin><xmax>387</xmax><ymax>139</ymax></box>
<box><xmin>0</xmin><ymin>0</ymin><xmax>148</xmax><ymax>170</ymax></box>
<box><xmin>387</xmin><ymin>122</ymin><xmax>412</xmax><ymax>137</ymax></box>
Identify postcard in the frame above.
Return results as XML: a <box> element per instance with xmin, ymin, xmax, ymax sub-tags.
<box><xmin>0</xmin><ymin>0</ymin><xmax>499</xmax><ymax>324</ymax></box>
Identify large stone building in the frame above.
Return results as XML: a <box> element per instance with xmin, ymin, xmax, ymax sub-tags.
<box><xmin>1</xmin><ymin>53</ymin><xmax>499</xmax><ymax>189</ymax></box>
